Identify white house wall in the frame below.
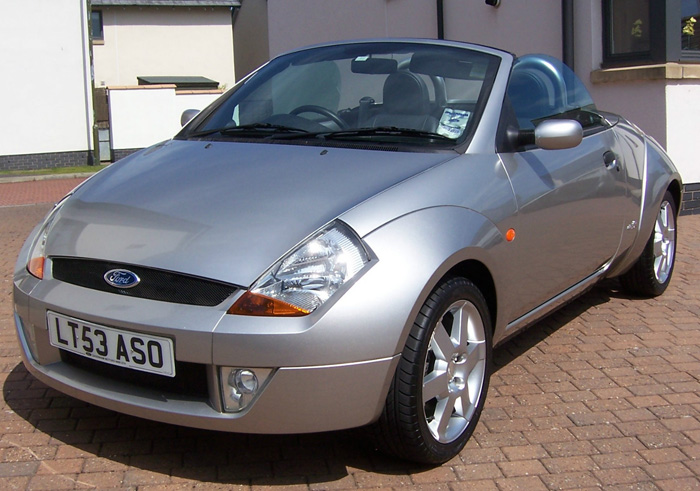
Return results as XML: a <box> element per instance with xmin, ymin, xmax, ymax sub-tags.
<box><xmin>266</xmin><ymin>0</ymin><xmax>436</xmax><ymax>57</ymax></box>
<box><xmin>591</xmin><ymin>81</ymin><xmax>668</xmax><ymax>151</ymax></box>
<box><xmin>233</xmin><ymin>0</ymin><xmax>270</xmax><ymax>80</ymax></box>
<box><xmin>93</xmin><ymin>7</ymin><xmax>235</xmax><ymax>88</ymax></box>
<box><xmin>266</xmin><ymin>0</ymin><xmax>561</xmax><ymax>60</ymax></box>
<box><xmin>666</xmin><ymin>83</ymin><xmax>700</xmax><ymax>184</ymax></box>
<box><xmin>0</xmin><ymin>0</ymin><xmax>92</xmax><ymax>157</ymax></box>
<box><xmin>443</xmin><ymin>0</ymin><xmax>562</xmax><ymax>58</ymax></box>
<box><xmin>108</xmin><ymin>87</ymin><xmax>221</xmax><ymax>150</ymax></box>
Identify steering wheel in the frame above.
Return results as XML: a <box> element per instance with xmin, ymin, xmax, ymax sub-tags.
<box><xmin>290</xmin><ymin>105</ymin><xmax>348</xmax><ymax>129</ymax></box>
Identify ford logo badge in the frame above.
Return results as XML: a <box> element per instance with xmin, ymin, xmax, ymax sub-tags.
<box><xmin>104</xmin><ymin>269</ymin><xmax>141</xmax><ymax>289</ymax></box>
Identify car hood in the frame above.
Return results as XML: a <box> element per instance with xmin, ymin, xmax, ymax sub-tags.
<box><xmin>47</xmin><ymin>140</ymin><xmax>455</xmax><ymax>286</ymax></box>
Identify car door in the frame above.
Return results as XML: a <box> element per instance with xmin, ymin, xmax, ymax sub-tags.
<box><xmin>497</xmin><ymin>55</ymin><xmax>630</xmax><ymax>320</ymax></box>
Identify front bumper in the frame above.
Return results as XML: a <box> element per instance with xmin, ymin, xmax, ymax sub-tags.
<box><xmin>14</xmin><ymin>310</ymin><xmax>398</xmax><ymax>433</ymax></box>
<box><xmin>13</xmin><ymin>267</ymin><xmax>400</xmax><ymax>434</ymax></box>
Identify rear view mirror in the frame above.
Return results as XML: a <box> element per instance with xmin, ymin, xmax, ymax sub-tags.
<box><xmin>351</xmin><ymin>57</ymin><xmax>398</xmax><ymax>74</ymax></box>
<box><xmin>534</xmin><ymin>119</ymin><xmax>582</xmax><ymax>150</ymax></box>
<box><xmin>181</xmin><ymin>109</ymin><xmax>200</xmax><ymax>127</ymax></box>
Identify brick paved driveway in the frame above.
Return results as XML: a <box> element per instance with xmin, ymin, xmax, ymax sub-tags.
<box><xmin>1</xmin><ymin>180</ymin><xmax>700</xmax><ymax>490</ymax></box>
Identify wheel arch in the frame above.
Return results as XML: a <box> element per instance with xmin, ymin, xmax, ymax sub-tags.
<box><xmin>359</xmin><ymin>205</ymin><xmax>508</xmax><ymax>363</ymax></box>
<box><xmin>667</xmin><ymin>178</ymin><xmax>682</xmax><ymax>217</ymax></box>
<box><xmin>443</xmin><ymin>260</ymin><xmax>498</xmax><ymax>337</ymax></box>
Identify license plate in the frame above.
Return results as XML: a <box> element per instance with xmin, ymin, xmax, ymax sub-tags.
<box><xmin>47</xmin><ymin>312</ymin><xmax>176</xmax><ymax>377</ymax></box>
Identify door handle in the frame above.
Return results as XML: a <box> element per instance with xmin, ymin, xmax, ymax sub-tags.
<box><xmin>603</xmin><ymin>151</ymin><xmax>619</xmax><ymax>171</ymax></box>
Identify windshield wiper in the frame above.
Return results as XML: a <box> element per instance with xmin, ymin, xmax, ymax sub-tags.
<box><xmin>187</xmin><ymin>123</ymin><xmax>310</xmax><ymax>139</ymax></box>
<box><xmin>308</xmin><ymin>126</ymin><xmax>455</xmax><ymax>142</ymax></box>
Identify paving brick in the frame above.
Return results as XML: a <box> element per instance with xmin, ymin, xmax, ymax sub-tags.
<box><xmin>530</xmin><ymin>415</ymin><xmax>574</xmax><ymax>430</ymax></box>
<box><xmin>0</xmin><ymin>461</ymin><xmax>40</xmax><ymax>477</ymax></box>
<box><xmin>613</xmin><ymin>408</ymin><xmax>657</xmax><ymax>422</ymax></box>
<box><xmin>543</xmin><ymin>441</ymin><xmax>599</xmax><ymax>458</ymax></box>
<box><xmin>639</xmin><ymin>432</ymin><xmax>694</xmax><ymax>449</ymax></box>
<box><xmin>523</xmin><ymin>428</ymin><xmax>576</xmax><ymax>445</ymax></box>
<box><xmin>449</xmin><ymin>480</ymin><xmax>500</xmax><ymax>490</ymax></box>
<box><xmin>82</xmin><ymin>456</ymin><xmax>130</xmax><ymax>473</ymax></box>
<box><xmin>494</xmin><ymin>475</ymin><xmax>548</xmax><ymax>490</ymax></box>
<box><xmin>25</xmin><ymin>473</ymin><xmax>84</xmax><ymax>490</ymax></box>
<box><xmin>593</xmin><ymin>466</ymin><xmax>652</xmax><ymax>486</ymax></box>
<box><xmin>646</xmin><ymin>462</ymin><xmax>694</xmax><ymax>480</ymax></box>
<box><xmin>453</xmin><ymin>463</ymin><xmax>503</xmax><ymax>481</ymax></box>
<box><xmin>500</xmin><ymin>445</ymin><xmax>548</xmax><ymax>461</ymax></box>
<box><xmin>591</xmin><ymin>436</ymin><xmax>645</xmax><ymax>454</ymax></box>
<box><xmin>540</xmin><ymin>455</ymin><xmax>596</xmax><ymax>473</ymax></box>
<box><xmin>353</xmin><ymin>471</ymin><xmax>412</xmax><ymax>488</ymax></box>
<box><xmin>76</xmin><ymin>471</ymin><xmax>127</xmax><ymax>488</ymax></box>
<box><xmin>497</xmin><ymin>459</ymin><xmax>548</xmax><ymax>478</ymax></box>
<box><xmin>569</xmin><ymin>423</ymin><xmax>623</xmax><ymax>440</ymax></box>
<box><xmin>591</xmin><ymin>451</ymin><xmax>646</xmax><ymax>469</ymax></box>
<box><xmin>539</xmin><ymin>471</ymin><xmax>601</xmax><ymax>490</ymax></box>
<box><xmin>615</xmin><ymin>420</ymin><xmax>668</xmax><ymax>437</ymax></box>
<box><xmin>656</xmin><ymin>477</ymin><xmax>700</xmax><ymax>490</ymax></box>
<box><xmin>409</xmin><ymin>466</ymin><xmax>458</xmax><ymax>484</ymax></box>
<box><xmin>122</xmin><ymin>468</ymin><xmax>172</xmax><ymax>486</ymax></box>
<box><xmin>1</xmin><ymin>184</ymin><xmax>700</xmax><ymax>489</ymax></box>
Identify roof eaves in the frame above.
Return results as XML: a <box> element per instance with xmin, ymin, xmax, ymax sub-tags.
<box><xmin>92</xmin><ymin>1</ymin><xmax>241</xmax><ymax>7</ymax></box>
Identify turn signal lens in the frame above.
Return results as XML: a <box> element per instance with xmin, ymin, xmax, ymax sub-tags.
<box><xmin>227</xmin><ymin>291</ymin><xmax>309</xmax><ymax>317</ymax></box>
<box><xmin>27</xmin><ymin>257</ymin><xmax>45</xmax><ymax>280</ymax></box>
<box><xmin>26</xmin><ymin>194</ymin><xmax>71</xmax><ymax>280</ymax></box>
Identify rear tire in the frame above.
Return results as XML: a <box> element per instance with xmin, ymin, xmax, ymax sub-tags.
<box><xmin>374</xmin><ymin>277</ymin><xmax>492</xmax><ymax>464</ymax></box>
<box><xmin>620</xmin><ymin>190</ymin><xmax>677</xmax><ymax>297</ymax></box>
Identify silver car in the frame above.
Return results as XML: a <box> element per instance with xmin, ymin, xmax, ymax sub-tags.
<box><xmin>13</xmin><ymin>39</ymin><xmax>680</xmax><ymax>464</ymax></box>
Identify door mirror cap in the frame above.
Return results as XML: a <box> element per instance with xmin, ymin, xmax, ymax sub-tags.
<box><xmin>181</xmin><ymin>109</ymin><xmax>200</xmax><ymax>127</ymax></box>
<box><xmin>535</xmin><ymin>119</ymin><xmax>583</xmax><ymax>150</ymax></box>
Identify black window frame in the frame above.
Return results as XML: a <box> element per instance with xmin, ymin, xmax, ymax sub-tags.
<box><xmin>602</xmin><ymin>0</ymin><xmax>700</xmax><ymax>67</ymax></box>
<box><xmin>91</xmin><ymin>9</ymin><xmax>104</xmax><ymax>43</ymax></box>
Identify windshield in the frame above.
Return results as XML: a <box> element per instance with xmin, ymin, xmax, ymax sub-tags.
<box><xmin>181</xmin><ymin>42</ymin><xmax>501</xmax><ymax>148</ymax></box>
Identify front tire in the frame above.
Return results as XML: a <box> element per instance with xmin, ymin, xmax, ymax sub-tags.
<box><xmin>375</xmin><ymin>277</ymin><xmax>492</xmax><ymax>464</ymax></box>
<box><xmin>620</xmin><ymin>190</ymin><xmax>677</xmax><ymax>297</ymax></box>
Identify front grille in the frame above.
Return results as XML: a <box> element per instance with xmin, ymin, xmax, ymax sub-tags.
<box><xmin>60</xmin><ymin>350</ymin><xmax>209</xmax><ymax>399</ymax></box>
<box><xmin>51</xmin><ymin>257</ymin><xmax>238</xmax><ymax>306</ymax></box>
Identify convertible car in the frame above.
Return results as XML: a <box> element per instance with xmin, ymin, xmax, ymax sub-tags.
<box><xmin>14</xmin><ymin>39</ymin><xmax>680</xmax><ymax>464</ymax></box>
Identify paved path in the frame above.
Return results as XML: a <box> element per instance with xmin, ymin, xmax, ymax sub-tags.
<box><xmin>0</xmin><ymin>178</ymin><xmax>88</xmax><ymax>207</ymax></box>
<box><xmin>1</xmin><ymin>178</ymin><xmax>700</xmax><ymax>489</ymax></box>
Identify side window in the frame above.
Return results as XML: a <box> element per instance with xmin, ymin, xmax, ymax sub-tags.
<box><xmin>507</xmin><ymin>55</ymin><xmax>605</xmax><ymax>131</ymax></box>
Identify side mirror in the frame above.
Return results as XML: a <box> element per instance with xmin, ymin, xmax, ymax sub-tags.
<box><xmin>180</xmin><ymin>109</ymin><xmax>200</xmax><ymax>127</ymax></box>
<box><xmin>534</xmin><ymin>119</ymin><xmax>583</xmax><ymax>150</ymax></box>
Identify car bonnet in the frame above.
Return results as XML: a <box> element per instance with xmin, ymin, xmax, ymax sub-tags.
<box><xmin>44</xmin><ymin>140</ymin><xmax>455</xmax><ymax>286</ymax></box>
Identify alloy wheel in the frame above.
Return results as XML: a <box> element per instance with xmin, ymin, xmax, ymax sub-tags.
<box><xmin>653</xmin><ymin>200</ymin><xmax>676</xmax><ymax>284</ymax></box>
<box><xmin>422</xmin><ymin>299</ymin><xmax>487</xmax><ymax>443</ymax></box>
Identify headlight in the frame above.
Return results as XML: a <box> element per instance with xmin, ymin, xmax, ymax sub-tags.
<box><xmin>228</xmin><ymin>221</ymin><xmax>369</xmax><ymax>316</ymax></box>
<box><xmin>27</xmin><ymin>195</ymin><xmax>71</xmax><ymax>279</ymax></box>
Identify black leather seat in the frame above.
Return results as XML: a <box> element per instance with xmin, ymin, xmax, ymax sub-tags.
<box><xmin>369</xmin><ymin>71</ymin><xmax>438</xmax><ymax>132</ymax></box>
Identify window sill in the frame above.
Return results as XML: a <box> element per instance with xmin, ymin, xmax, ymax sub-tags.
<box><xmin>591</xmin><ymin>63</ymin><xmax>700</xmax><ymax>84</ymax></box>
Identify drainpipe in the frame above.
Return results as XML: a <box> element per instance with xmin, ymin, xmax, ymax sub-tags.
<box><xmin>437</xmin><ymin>0</ymin><xmax>444</xmax><ymax>40</ymax></box>
<box><xmin>80</xmin><ymin>0</ymin><xmax>97</xmax><ymax>165</ymax></box>
<box><xmin>562</xmin><ymin>0</ymin><xmax>575</xmax><ymax>69</ymax></box>
<box><xmin>231</xmin><ymin>5</ymin><xmax>239</xmax><ymax>82</ymax></box>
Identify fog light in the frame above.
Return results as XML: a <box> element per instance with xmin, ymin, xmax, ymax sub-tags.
<box><xmin>220</xmin><ymin>367</ymin><xmax>274</xmax><ymax>412</ymax></box>
<box><xmin>231</xmin><ymin>369</ymin><xmax>258</xmax><ymax>394</ymax></box>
